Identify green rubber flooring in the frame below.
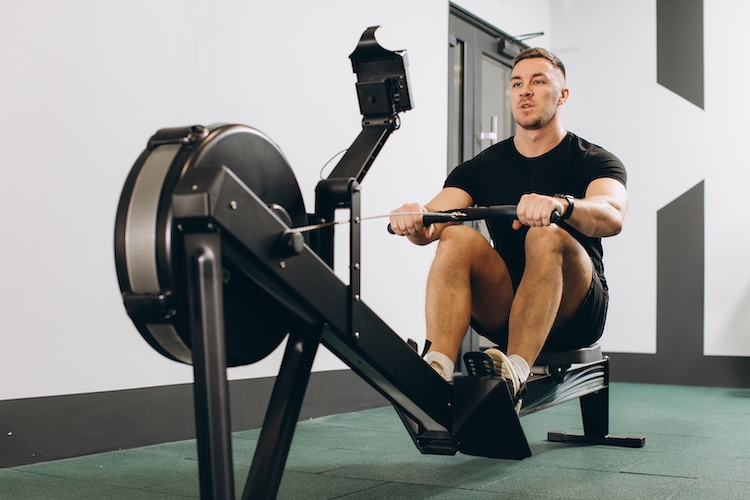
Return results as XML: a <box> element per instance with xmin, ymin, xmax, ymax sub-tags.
<box><xmin>2</xmin><ymin>383</ymin><xmax>750</xmax><ymax>499</ymax></box>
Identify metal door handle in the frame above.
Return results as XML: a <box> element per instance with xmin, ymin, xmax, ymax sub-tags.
<box><xmin>479</xmin><ymin>115</ymin><xmax>498</xmax><ymax>145</ymax></box>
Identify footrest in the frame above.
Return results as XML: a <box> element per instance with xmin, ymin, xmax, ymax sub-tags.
<box><xmin>453</xmin><ymin>376</ymin><xmax>531</xmax><ymax>459</ymax></box>
<box><xmin>463</xmin><ymin>351</ymin><xmax>496</xmax><ymax>377</ymax></box>
<box><xmin>548</xmin><ymin>431</ymin><xmax>645</xmax><ymax>448</ymax></box>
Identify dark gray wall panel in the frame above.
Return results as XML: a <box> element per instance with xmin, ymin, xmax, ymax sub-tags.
<box><xmin>657</xmin><ymin>0</ymin><xmax>704</xmax><ymax>108</ymax></box>
<box><xmin>609</xmin><ymin>181</ymin><xmax>750</xmax><ymax>387</ymax></box>
<box><xmin>656</xmin><ymin>179</ymin><xmax>705</xmax><ymax>369</ymax></box>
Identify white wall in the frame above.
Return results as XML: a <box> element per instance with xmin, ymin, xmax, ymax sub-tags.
<box><xmin>5</xmin><ymin>0</ymin><xmax>745</xmax><ymax>403</ymax></box>
<box><xmin>702</xmin><ymin>0</ymin><xmax>750</xmax><ymax>356</ymax></box>
<box><xmin>0</xmin><ymin>0</ymin><xmax>550</xmax><ymax>400</ymax></box>
<box><xmin>550</xmin><ymin>0</ymin><xmax>668</xmax><ymax>354</ymax></box>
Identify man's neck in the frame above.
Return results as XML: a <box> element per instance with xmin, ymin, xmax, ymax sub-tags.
<box><xmin>513</xmin><ymin>124</ymin><xmax>568</xmax><ymax>158</ymax></box>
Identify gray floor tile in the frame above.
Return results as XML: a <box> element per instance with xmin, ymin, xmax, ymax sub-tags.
<box><xmin>622</xmin><ymin>452</ymin><xmax>750</xmax><ymax>483</ymax></box>
<box><xmin>475</xmin><ymin>465</ymin><xmax>694</xmax><ymax>499</ymax></box>
<box><xmin>334</xmin><ymin>481</ymin><xmax>526</xmax><ymax>499</ymax></box>
<box><xmin>14</xmin><ymin>448</ymin><xmax>197</xmax><ymax>489</ymax></box>
<box><xmin>668</xmin><ymin>477</ymin><xmax>750</xmax><ymax>499</ymax></box>
<box><xmin>0</xmin><ymin>468</ymin><xmax>190</xmax><ymax>500</ymax></box>
<box><xmin>277</xmin><ymin>470</ymin><xmax>385</xmax><ymax>500</ymax></box>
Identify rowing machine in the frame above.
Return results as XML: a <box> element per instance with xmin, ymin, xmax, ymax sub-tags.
<box><xmin>114</xmin><ymin>27</ymin><xmax>642</xmax><ymax>500</ymax></box>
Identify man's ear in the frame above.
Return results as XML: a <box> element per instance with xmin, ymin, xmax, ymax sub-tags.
<box><xmin>558</xmin><ymin>87</ymin><xmax>570</xmax><ymax>105</ymax></box>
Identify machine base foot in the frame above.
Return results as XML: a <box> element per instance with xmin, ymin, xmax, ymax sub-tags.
<box><xmin>547</xmin><ymin>431</ymin><xmax>645</xmax><ymax>448</ymax></box>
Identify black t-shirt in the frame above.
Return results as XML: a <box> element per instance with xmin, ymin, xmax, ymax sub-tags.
<box><xmin>443</xmin><ymin>132</ymin><xmax>627</xmax><ymax>279</ymax></box>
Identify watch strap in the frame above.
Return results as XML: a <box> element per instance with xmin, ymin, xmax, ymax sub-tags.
<box><xmin>554</xmin><ymin>193</ymin><xmax>574</xmax><ymax>220</ymax></box>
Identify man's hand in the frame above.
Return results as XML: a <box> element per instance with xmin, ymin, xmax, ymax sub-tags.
<box><xmin>512</xmin><ymin>180</ymin><xmax>628</xmax><ymax>237</ymax></box>
<box><xmin>389</xmin><ymin>203</ymin><xmax>435</xmax><ymax>239</ymax></box>
<box><xmin>390</xmin><ymin>187</ymin><xmax>474</xmax><ymax>245</ymax></box>
<box><xmin>512</xmin><ymin>193</ymin><xmax>564</xmax><ymax>230</ymax></box>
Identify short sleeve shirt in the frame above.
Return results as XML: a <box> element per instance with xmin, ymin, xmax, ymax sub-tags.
<box><xmin>444</xmin><ymin>132</ymin><xmax>627</xmax><ymax>278</ymax></box>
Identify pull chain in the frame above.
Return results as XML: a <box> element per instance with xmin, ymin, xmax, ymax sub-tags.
<box><xmin>290</xmin><ymin>211</ymin><xmax>466</xmax><ymax>234</ymax></box>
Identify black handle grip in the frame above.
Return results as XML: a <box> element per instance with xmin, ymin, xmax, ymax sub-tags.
<box><xmin>388</xmin><ymin>205</ymin><xmax>562</xmax><ymax>234</ymax></box>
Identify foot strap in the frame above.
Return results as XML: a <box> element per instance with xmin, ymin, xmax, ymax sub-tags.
<box><xmin>463</xmin><ymin>351</ymin><xmax>496</xmax><ymax>376</ymax></box>
<box><xmin>420</xmin><ymin>339</ymin><xmax>432</xmax><ymax>358</ymax></box>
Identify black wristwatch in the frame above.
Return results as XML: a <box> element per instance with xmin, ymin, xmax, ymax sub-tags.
<box><xmin>554</xmin><ymin>193</ymin><xmax>575</xmax><ymax>220</ymax></box>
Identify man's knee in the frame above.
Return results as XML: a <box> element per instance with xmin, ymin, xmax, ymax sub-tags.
<box><xmin>440</xmin><ymin>223</ymin><xmax>485</xmax><ymax>241</ymax></box>
<box><xmin>432</xmin><ymin>225</ymin><xmax>496</xmax><ymax>278</ymax></box>
<box><xmin>436</xmin><ymin>225</ymin><xmax>488</xmax><ymax>256</ymax></box>
<box><xmin>524</xmin><ymin>225</ymin><xmax>575</xmax><ymax>258</ymax></box>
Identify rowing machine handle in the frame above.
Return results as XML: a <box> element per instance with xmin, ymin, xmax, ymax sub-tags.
<box><xmin>387</xmin><ymin>205</ymin><xmax>561</xmax><ymax>234</ymax></box>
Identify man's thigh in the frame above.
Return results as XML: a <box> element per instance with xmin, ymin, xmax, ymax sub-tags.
<box><xmin>453</xmin><ymin>232</ymin><xmax>515</xmax><ymax>336</ymax></box>
<box><xmin>546</xmin><ymin>268</ymin><xmax>609</xmax><ymax>350</ymax></box>
<box><xmin>436</xmin><ymin>225</ymin><xmax>515</xmax><ymax>325</ymax></box>
<box><xmin>524</xmin><ymin>225</ymin><xmax>594</xmax><ymax>327</ymax></box>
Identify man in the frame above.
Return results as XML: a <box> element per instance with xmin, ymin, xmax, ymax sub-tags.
<box><xmin>389</xmin><ymin>48</ymin><xmax>628</xmax><ymax>408</ymax></box>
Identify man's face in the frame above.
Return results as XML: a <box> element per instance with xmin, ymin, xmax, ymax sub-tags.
<box><xmin>510</xmin><ymin>57</ymin><xmax>568</xmax><ymax>130</ymax></box>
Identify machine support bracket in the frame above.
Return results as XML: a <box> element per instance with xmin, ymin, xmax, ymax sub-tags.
<box><xmin>349</xmin><ymin>179</ymin><xmax>362</xmax><ymax>340</ymax></box>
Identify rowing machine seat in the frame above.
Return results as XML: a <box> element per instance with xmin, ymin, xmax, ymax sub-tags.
<box><xmin>535</xmin><ymin>343</ymin><xmax>603</xmax><ymax>366</ymax></box>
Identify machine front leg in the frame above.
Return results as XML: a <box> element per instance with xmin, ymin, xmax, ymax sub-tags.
<box><xmin>242</xmin><ymin>322</ymin><xmax>324</xmax><ymax>500</ymax></box>
<box><xmin>184</xmin><ymin>229</ymin><xmax>235</xmax><ymax>500</ymax></box>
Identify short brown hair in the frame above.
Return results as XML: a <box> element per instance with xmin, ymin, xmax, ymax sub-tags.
<box><xmin>513</xmin><ymin>47</ymin><xmax>566</xmax><ymax>79</ymax></box>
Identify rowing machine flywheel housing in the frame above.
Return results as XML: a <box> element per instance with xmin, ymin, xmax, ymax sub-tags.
<box><xmin>114</xmin><ymin>124</ymin><xmax>308</xmax><ymax>366</ymax></box>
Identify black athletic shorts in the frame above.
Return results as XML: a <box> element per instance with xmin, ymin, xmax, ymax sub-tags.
<box><xmin>471</xmin><ymin>261</ymin><xmax>609</xmax><ymax>352</ymax></box>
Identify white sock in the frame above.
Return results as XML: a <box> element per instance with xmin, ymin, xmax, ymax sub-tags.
<box><xmin>508</xmin><ymin>354</ymin><xmax>530</xmax><ymax>383</ymax></box>
<box><xmin>423</xmin><ymin>351</ymin><xmax>454</xmax><ymax>382</ymax></box>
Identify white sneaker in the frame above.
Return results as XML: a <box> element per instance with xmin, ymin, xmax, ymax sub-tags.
<box><xmin>424</xmin><ymin>351</ymin><xmax>454</xmax><ymax>382</ymax></box>
<box><xmin>428</xmin><ymin>360</ymin><xmax>450</xmax><ymax>382</ymax></box>
<box><xmin>484</xmin><ymin>348</ymin><xmax>525</xmax><ymax>413</ymax></box>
